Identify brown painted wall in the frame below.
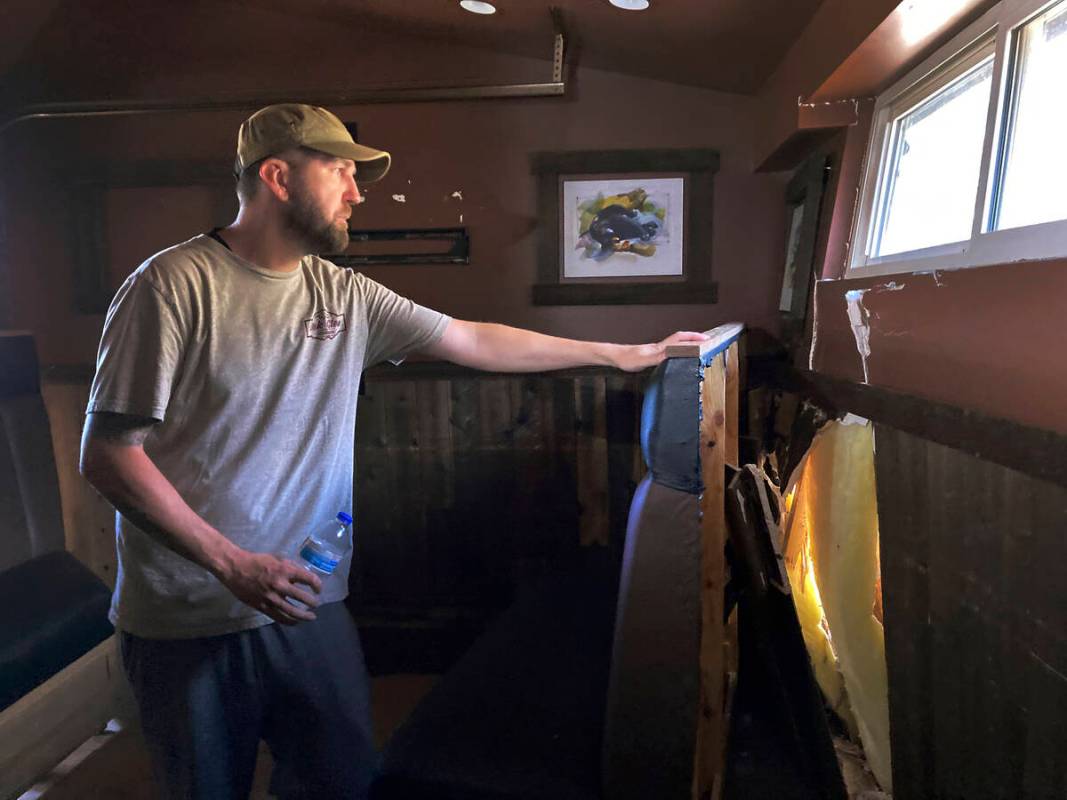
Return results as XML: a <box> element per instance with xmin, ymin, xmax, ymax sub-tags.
<box><xmin>1</xmin><ymin>44</ymin><xmax>787</xmax><ymax>366</ymax></box>
<box><xmin>812</xmin><ymin>261</ymin><xmax>1067</xmax><ymax>435</ymax></box>
<box><xmin>807</xmin><ymin>87</ymin><xmax>1067</xmax><ymax>435</ymax></box>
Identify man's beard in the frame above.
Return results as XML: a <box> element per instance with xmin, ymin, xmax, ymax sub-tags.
<box><xmin>284</xmin><ymin>182</ymin><xmax>350</xmax><ymax>254</ymax></box>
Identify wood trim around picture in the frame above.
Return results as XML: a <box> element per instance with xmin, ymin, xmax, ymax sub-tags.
<box><xmin>531</xmin><ymin>148</ymin><xmax>719</xmax><ymax>306</ymax></box>
<box><xmin>67</xmin><ymin>161</ymin><xmax>237</xmax><ymax>314</ymax></box>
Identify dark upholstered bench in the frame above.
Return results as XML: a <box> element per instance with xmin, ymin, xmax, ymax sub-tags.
<box><xmin>0</xmin><ymin>551</ymin><xmax>113</xmax><ymax>713</ymax></box>
<box><xmin>372</xmin><ymin>330</ymin><xmax>745</xmax><ymax>800</ymax></box>
<box><xmin>374</xmin><ymin>550</ymin><xmax>619</xmax><ymax>800</ymax></box>
<box><xmin>0</xmin><ymin>332</ymin><xmax>126</xmax><ymax>798</ymax></box>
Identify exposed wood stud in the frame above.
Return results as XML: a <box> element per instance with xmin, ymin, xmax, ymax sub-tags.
<box><xmin>693</xmin><ymin>352</ymin><xmax>729</xmax><ymax>800</ymax></box>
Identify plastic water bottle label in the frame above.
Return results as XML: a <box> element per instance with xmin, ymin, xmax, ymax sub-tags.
<box><xmin>300</xmin><ymin>544</ymin><xmax>340</xmax><ymax>575</ymax></box>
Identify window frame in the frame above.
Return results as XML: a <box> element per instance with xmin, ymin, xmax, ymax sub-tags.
<box><xmin>848</xmin><ymin>0</ymin><xmax>1067</xmax><ymax>278</ymax></box>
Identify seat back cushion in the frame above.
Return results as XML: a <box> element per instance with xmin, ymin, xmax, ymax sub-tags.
<box><xmin>601</xmin><ymin>476</ymin><xmax>701</xmax><ymax>800</ymax></box>
<box><xmin>602</xmin><ymin>358</ymin><xmax>703</xmax><ymax>800</ymax></box>
<box><xmin>0</xmin><ymin>333</ymin><xmax>66</xmax><ymax>572</ymax></box>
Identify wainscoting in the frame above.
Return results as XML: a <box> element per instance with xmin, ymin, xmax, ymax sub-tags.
<box><xmin>767</xmin><ymin>366</ymin><xmax>1067</xmax><ymax>800</ymax></box>
<box><xmin>42</xmin><ymin>363</ymin><xmax>648</xmax><ymax>666</ymax></box>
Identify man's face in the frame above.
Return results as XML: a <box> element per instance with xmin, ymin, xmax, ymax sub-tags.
<box><xmin>282</xmin><ymin>153</ymin><xmax>361</xmax><ymax>254</ymax></box>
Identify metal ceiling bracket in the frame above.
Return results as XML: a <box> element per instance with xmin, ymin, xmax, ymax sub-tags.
<box><xmin>551</xmin><ymin>6</ymin><xmax>566</xmax><ymax>83</ymax></box>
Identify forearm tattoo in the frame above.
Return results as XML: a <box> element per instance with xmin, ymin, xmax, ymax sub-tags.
<box><xmin>81</xmin><ymin>412</ymin><xmax>197</xmax><ymax>558</ymax></box>
<box><xmin>84</xmin><ymin>411</ymin><xmax>158</xmax><ymax>445</ymax></box>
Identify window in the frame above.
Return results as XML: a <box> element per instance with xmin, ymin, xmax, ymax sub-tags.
<box><xmin>850</xmin><ymin>0</ymin><xmax>1067</xmax><ymax>276</ymax></box>
<box><xmin>993</xmin><ymin>2</ymin><xmax>1067</xmax><ymax>230</ymax></box>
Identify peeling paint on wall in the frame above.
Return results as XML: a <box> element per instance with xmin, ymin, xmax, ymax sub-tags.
<box><xmin>391</xmin><ymin>194</ymin><xmax>406</xmax><ymax>203</ymax></box>
<box><xmin>876</xmin><ymin>281</ymin><xmax>906</xmax><ymax>293</ymax></box>
<box><xmin>916</xmin><ymin>269</ymin><xmax>947</xmax><ymax>287</ymax></box>
<box><xmin>845</xmin><ymin>289</ymin><xmax>871</xmax><ymax>384</ymax></box>
<box><xmin>797</xmin><ymin>96</ymin><xmax>861</xmax><ymax>125</ymax></box>
<box><xmin>841</xmin><ymin>281</ymin><xmax>908</xmax><ymax>383</ymax></box>
<box><xmin>809</xmin><ymin>281</ymin><xmax>821</xmax><ymax>371</ymax></box>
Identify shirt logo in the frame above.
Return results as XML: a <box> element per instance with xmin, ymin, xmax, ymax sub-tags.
<box><xmin>304</xmin><ymin>309</ymin><xmax>346</xmax><ymax>341</ymax></box>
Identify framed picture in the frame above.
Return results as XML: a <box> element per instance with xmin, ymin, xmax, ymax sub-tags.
<box><xmin>778</xmin><ymin>154</ymin><xmax>829</xmax><ymax>347</ymax></box>
<box><xmin>68</xmin><ymin>160</ymin><xmax>234</xmax><ymax>313</ymax></box>
<box><xmin>531</xmin><ymin>149</ymin><xmax>719</xmax><ymax>305</ymax></box>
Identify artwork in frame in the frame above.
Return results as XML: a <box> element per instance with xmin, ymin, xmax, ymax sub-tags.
<box><xmin>531</xmin><ymin>149</ymin><xmax>719</xmax><ymax>305</ymax></box>
<box><xmin>778</xmin><ymin>154</ymin><xmax>829</xmax><ymax>349</ymax></box>
<box><xmin>562</xmin><ymin>176</ymin><xmax>685</xmax><ymax>279</ymax></box>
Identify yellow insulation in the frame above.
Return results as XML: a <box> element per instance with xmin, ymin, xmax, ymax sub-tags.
<box><xmin>781</xmin><ymin>419</ymin><xmax>892</xmax><ymax>792</ymax></box>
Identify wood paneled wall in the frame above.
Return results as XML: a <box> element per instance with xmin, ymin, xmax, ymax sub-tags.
<box><xmin>351</xmin><ymin>365</ymin><xmax>647</xmax><ymax>616</ymax></box>
<box><xmin>42</xmin><ymin>366</ymin><xmax>648</xmax><ymax>617</ymax></box>
<box><xmin>874</xmin><ymin>426</ymin><xmax>1067</xmax><ymax>800</ymax></box>
<box><xmin>41</xmin><ymin>379</ymin><xmax>117</xmax><ymax>586</ymax></box>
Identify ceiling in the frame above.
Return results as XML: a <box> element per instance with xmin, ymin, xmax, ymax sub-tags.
<box><xmin>1</xmin><ymin>0</ymin><xmax>826</xmax><ymax>111</ymax></box>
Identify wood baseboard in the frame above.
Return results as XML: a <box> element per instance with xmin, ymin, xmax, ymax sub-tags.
<box><xmin>0</xmin><ymin>635</ymin><xmax>133</xmax><ymax>800</ymax></box>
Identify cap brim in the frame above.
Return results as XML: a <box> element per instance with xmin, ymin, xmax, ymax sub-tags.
<box><xmin>308</xmin><ymin>140</ymin><xmax>391</xmax><ymax>183</ymax></box>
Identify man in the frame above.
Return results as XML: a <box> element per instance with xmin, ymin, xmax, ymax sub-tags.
<box><xmin>80</xmin><ymin>103</ymin><xmax>707</xmax><ymax>799</ymax></box>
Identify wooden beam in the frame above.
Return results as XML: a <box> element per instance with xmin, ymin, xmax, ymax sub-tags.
<box><xmin>723</xmin><ymin>341</ymin><xmax>741</xmax><ymax>701</ymax></box>
<box><xmin>752</xmin><ymin>0</ymin><xmax>900</xmax><ymax>170</ymax></box>
<box><xmin>808</xmin><ymin>0</ymin><xmax>996</xmax><ymax>103</ymax></box>
<box><xmin>692</xmin><ymin>352</ymin><xmax>728</xmax><ymax>800</ymax></box>
<box><xmin>756</xmin><ymin>362</ymin><xmax>1067</xmax><ymax>491</ymax></box>
<box><xmin>665</xmin><ymin>322</ymin><xmax>744</xmax><ymax>360</ymax></box>
<box><xmin>724</xmin><ymin>342</ymin><xmax>740</xmax><ymax>466</ymax></box>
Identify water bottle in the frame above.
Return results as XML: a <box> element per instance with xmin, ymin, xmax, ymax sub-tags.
<box><xmin>289</xmin><ymin>511</ymin><xmax>353</xmax><ymax>608</ymax></box>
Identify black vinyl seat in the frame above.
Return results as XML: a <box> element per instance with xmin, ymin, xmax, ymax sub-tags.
<box><xmin>0</xmin><ymin>550</ymin><xmax>113</xmax><ymax>712</ymax></box>
<box><xmin>374</xmin><ymin>550</ymin><xmax>618</xmax><ymax>800</ymax></box>
<box><xmin>373</xmin><ymin>353</ymin><xmax>709</xmax><ymax>800</ymax></box>
<box><xmin>0</xmin><ymin>333</ymin><xmax>114</xmax><ymax>712</ymax></box>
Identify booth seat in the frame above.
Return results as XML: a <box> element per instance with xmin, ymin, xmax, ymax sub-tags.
<box><xmin>0</xmin><ymin>332</ymin><xmax>126</xmax><ymax>800</ymax></box>
<box><xmin>373</xmin><ymin>344</ymin><xmax>723</xmax><ymax>800</ymax></box>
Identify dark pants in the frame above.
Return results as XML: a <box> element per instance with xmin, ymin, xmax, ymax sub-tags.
<box><xmin>120</xmin><ymin>602</ymin><xmax>380</xmax><ymax>800</ymax></box>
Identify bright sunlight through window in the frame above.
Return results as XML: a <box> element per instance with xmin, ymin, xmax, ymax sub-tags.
<box><xmin>873</xmin><ymin>60</ymin><xmax>993</xmax><ymax>257</ymax></box>
<box><xmin>851</xmin><ymin>0</ymin><xmax>1067</xmax><ymax>276</ymax></box>
<box><xmin>993</xmin><ymin>3</ymin><xmax>1067</xmax><ymax>231</ymax></box>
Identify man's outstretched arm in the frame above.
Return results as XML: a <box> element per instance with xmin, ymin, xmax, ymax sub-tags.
<box><xmin>421</xmin><ymin>319</ymin><xmax>708</xmax><ymax>373</ymax></box>
<box><xmin>80</xmin><ymin>412</ymin><xmax>323</xmax><ymax>624</ymax></box>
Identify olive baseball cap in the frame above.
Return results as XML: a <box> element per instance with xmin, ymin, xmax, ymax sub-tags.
<box><xmin>234</xmin><ymin>103</ymin><xmax>391</xmax><ymax>183</ymax></box>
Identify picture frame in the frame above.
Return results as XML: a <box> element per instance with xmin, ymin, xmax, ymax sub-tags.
<box><xmin>531</xmin><ymin>149</ymin><xmax>719</xmax><ymax>305</ymax></box>
<box><xmin>68</xmin><ymin>160</ymin><xmax>234</xmax><ymax>314</ymax></box>
<box><xmin>778</xmin><ymin>154</ymin><xmax>829</xmax><ymax>347</ymax></box>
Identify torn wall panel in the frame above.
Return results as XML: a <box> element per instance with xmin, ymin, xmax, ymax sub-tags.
<box><xmin>782</xmin><ymin>418</ymin><xmax>892</xmax><ymax>792</ymax></box>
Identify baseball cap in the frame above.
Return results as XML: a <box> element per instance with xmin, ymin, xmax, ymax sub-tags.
<box><xmin>234</xmin><ymin>103</ymin><xmax>391</xmax><ymax>183</ymax></box>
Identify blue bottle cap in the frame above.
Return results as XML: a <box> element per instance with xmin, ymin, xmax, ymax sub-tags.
<box><xmin>337</xmin><ymin>511</ymin><xmax>353</xmax><ymax>526</ymax></box>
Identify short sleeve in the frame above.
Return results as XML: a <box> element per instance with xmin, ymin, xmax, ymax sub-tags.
<box><xmin>359</xmin><ymin>276</ymin><xmax>450</xmax><ymax>367</ymax></box>
<box><xmin>87</xmin><ymin>270</ymin><xmax>186</xmax><ymax>421</ymax></box>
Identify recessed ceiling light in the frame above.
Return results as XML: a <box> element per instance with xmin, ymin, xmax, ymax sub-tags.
<box><xmin>609</xmin><ymin>0</ymin><xmax>650</xmax><ymax>9</ymax></box>
<box><xmin>460</xmin><ymin>0</ymin><xmax>497</xmax><ymax>13</ymax></box>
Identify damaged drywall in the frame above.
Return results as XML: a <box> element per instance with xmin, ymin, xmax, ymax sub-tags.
<box><xmin>781</xmin><ymin>418</ymin><xmax>891</xmax><ymax>792</ymax></box>
<box><xmin>843</xmin><ymin>281</ymin><xmax>907</xmax><ymax>384</ymax></box>
<box><xmin>844</xmin><ymin>289</ymin><xmax>871</xmax><ymax>383</ymax></box>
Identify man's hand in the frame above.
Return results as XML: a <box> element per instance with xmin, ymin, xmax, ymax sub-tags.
<box><xmin>217</xmin><ymin>549</ymin><xmax>324</xmax><ymax>625</ymax></box>
<box><xmin>612</xmin><ymin>330</ymin><xmax>710</xmax><ymax>372</ymax></box>
<box><xmin>81</xmin><ymin>412</ymin><xmax>327</xmax><ymax>626</ymax></box>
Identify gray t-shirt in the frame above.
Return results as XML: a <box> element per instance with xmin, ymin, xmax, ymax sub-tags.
<box><xmin>87</xmin><ymin>234</ymin><xmax>450</xmax><ymax>638</ymax></box>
